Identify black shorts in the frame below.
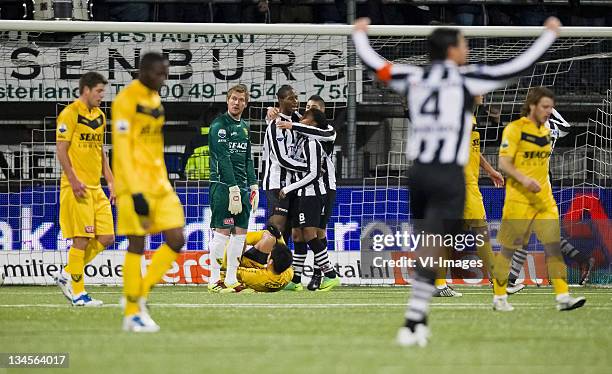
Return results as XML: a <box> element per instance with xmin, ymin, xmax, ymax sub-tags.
<box><xmin>266</xmin><ymin>189</ymin><xmax>294</xmax><ymax>217</ymax></box>
<box><xmin>242</xmin><ymin>246</ymin><xmax>269</xmax><ymax>266</ymax></box>
<box><xmin>408</xmin><ymin>162</ymin><xmax>465</xmax><ymax>236</ymax></box>
<box><xmin>292</xmin><ymin>195</ymin><xmax>325</xmax><ymax>228</ymax></box>
<box><xmin>319</xmin><ymin>189</ymin><xmax>336</xmax><ymax>230</ymax></box>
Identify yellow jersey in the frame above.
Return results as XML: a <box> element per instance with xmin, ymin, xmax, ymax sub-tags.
<box><xmin>238</xmin><ymin>264</ymin><xmax>294</xmax><ymax>293</ymax></box>
<box><xmin>56</xmin><ymin>99</ymin><xmax>106</xmax><ymax>189</ymax></box>
<box><xmin>464</xmin><ymin>116</ymin><xmax>480</xmax><ymax>185</ymax></box>
<box><xmin>112</xmin><ymin>80</ymin><xmax>172</xmax><ymax>197</ymax></box>
<box><xmin>499</xmin><ymin>116</ymin><xmax>554</xmax><ymax>207</ymax></box>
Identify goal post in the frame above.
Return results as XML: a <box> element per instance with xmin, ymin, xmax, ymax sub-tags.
<box><xmin>0</xmin><ymin>21</ymin><xmax>611</xmax><ymax>286</ymax></box>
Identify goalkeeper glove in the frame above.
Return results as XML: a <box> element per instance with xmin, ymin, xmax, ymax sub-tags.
<box><xmin>228</xmin><ymin>186</ymin><xmax>242</xmax><ymax>215</ymax></box>
<box><xmin>132</xmin><ymin>193</ymin><xmax>149</xmax><ymax>216</ymax></box>
<box><xmin>249</xmin><ymin>184</ymin><xmax>259</xmax><ymax>213</ymax></box>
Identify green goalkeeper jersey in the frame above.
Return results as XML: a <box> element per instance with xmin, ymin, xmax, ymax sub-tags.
<box><xmin>209</xmin><ymin>112</ymin><xmax>257</xmax><ymax>189</ymax></box>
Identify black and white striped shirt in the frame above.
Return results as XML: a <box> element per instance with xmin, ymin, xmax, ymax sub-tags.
<box><xmin>353</xmin><ymin>29</ymin><xmax>557</xmax><ymax>166</ymax></box>
<box><xmin>281</xmin><ymin>134</ymin><xmax>327</xmax><ymax>197</ymax></box>
<box><xmin>545</xmin><ymin>108</ymin><xmax>571</xmax><ymax>151</ymax></box>
<box><xmin>286</xmin><ymin>122</ymin><xmax>337</xmax><ymax>191</ymax></box>
<box><xmin>262</xmin><ymin>112</ymin><xmax>336</xmax><ymax>190</ymax></box>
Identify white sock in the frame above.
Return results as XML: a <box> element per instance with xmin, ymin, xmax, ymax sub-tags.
<box><xmin>224</xmin><ymin>234</ymin><xmax>246</xmax><ymax>286</ymax></box>
<box><xmin>493</xmin><ymin>294</ymin><xmax>508</xmax><ymax>302</ymax></box>
<box><xmin>209</xmin><ymin>231</ymin><xmax>230</xmax><ymax>284</ymax></box>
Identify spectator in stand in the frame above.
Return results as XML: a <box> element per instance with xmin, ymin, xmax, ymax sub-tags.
<box><xmin>159</xmin><ymin>1</ymin><xmax>210</xmax><ymax>23</ymax></box>
<box><xmin>241</xmin><ymin>0</ymin><xmax>271</xmax><ymax>23</ymax></box>
<box><xmin>107</xmin><ymin>1</ymin><xmax>151</xmax><ymax>22</ymax></box>
<box><xmin>278</xmin><ymin>0</ymin><xmax>313</xmax><ymax>23</ymax></box>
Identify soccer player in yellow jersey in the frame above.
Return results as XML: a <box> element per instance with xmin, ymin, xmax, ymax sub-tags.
<box><xmin>434</xmin><ymin>95</ymin><xmax>504</xmax><ymax>297</ymax></box>
<box><xmin>112</xmin><ymin>53</ymin><xmax>185</xmax><ymax>332</ymax></box>
<box><xmin>55</xmin><ymin>72</ymin><xmax>115</xmax><ymax>307</ymax></box>
<box><xmin>492</xmin><ymin>87</ymin><xmax>585</xmax><ymax>312</ymax></box>
<box><xmin>219</xmin><ymin>226</ymin><xmax>294</xmax><ymax>292</ymax></box>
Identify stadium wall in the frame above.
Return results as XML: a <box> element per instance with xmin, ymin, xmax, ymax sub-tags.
<box><xmin>1</xmin><ymin>187</ymin><xmax>611</xmax><ymax>285</ymax></box>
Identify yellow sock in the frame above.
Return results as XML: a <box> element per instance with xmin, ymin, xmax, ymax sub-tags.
<box><xmin>84</xmin><ymin>239</ymin><xmax>105</xmax><ymax>264</ymax></box>
<box><xmin>65</xmin><ymin>247</ymin><xmax>85</xmax><ymax>295</ymax></box>
<box><xmin>246</xmin><ymin>231</ymin><xmax>264</xmax><ymax>246</ymax></box>
<box><xmin>492</xmin><ymin>252</ymin><xmax>512</xmax><ymax>296</ymax></box>
<box><xmin>546</xmin><ymin>255</ymin><xmax>569</xmax><ymax>295</ymax></box>
<box><xmin>142</xmin><ymin>244</ymin><xmax>178</xmax><ymax>299</ymax></box>
<box><xmin>434</xmin><ymin>278</ymin><xmax>447</xmax><ymax>288</ymax></box>
<box><xmin>123</xmin><ymin>252</ymin><xmax>143</xmax><ymax>316</ymax></box>
<box><xmin>476</xmin><ymin>240</ymin><xmax>494</xmax><ymax>279</ymax></box>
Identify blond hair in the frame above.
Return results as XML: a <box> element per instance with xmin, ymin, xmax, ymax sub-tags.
<box><xmin>226</xmin><ymin>84</ymin><xmax>249</xmax><ymax>102</ymax></box>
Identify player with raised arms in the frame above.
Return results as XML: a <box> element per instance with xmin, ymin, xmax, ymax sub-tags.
<box><xmin>54</xmin><ymin>71</ymin><xmax>115</xmax><ymax>307</ymax></box>
<box><xmin>113</xmin><ymin>52</ymin><xmax>185</xmax><ymax>333</ymax></box>
<box><xmin>353</xmin><ymin>16</ymin><xmax>561</xmax><ymax>347</ymax></box>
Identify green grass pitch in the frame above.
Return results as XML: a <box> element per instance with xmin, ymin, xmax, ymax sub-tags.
<box><xmin>0</xmin><ymin>286</ymin><xmax>611</xmax><ymax>374</ymax></box>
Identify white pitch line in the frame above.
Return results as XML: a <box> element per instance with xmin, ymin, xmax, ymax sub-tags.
<box><xmin>2</xmin><ymin>290</ymin><xmax>612</xmax><ymax>295</ymax></box>
<box><xmin>0</xmin><ymin>303</ymin><xmax>610</xmax><ymax>310</ymax></box>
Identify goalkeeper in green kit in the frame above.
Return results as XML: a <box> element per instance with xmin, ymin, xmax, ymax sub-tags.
<box><xmin>208</xmin><ymin>84</ymin><xmax>259</xmax><ymax>293</ymax></box>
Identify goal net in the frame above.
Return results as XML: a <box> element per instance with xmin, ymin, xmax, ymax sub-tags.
<box><xmin>0</xmin><ymin>21</ymin><xmax>610</xmax><ymax>286</ymax></box>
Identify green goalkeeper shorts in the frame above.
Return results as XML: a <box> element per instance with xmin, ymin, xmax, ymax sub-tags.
<box><xmin>210</xmin><ymin>183</ymin><xmax>250</xmax><ymax>229</ymax></box>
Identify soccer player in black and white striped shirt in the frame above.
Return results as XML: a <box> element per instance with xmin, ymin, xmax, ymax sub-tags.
<box><xmin>353</xmin><ymin>16</ymin><xmax>561</xmax><ymax>346</ymax></box>
<box><xmin>276</xmin><ymin>95</ymin><xmax>337</xmax><ymax>290</ymax></box>
<box><xmin>278</xmin><ymin>109</ymin><xmax>340</xmax><ymax>291</ymax></box>
<box><xmin>262</xmin><ymin>85</ymin><xmax>336</xmax><ymax>275</ymax></box>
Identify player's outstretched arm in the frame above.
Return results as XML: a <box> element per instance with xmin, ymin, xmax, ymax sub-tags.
<box><xmin>352</xmin><ymin>17</ymin><xmax>422</xmax><ymax>94</ymax></box>
<box><xmin>269</xmin><ymin>122</ymin><xmax>308</xmax><ymax>172</ymax></box>
<box><xmin>277</xmin><ymin>121</ymin><xmax>336</xmax><ymax>142</ymax></box>
<box><xmin>463</xmin><ymin>17</ymin><xmax>561</xmax><ymax>95</ymax></box>
<box><xmin>280</xmin><ymin>140</ymin><xmax>321</xmax><ymax>196</ymax></box>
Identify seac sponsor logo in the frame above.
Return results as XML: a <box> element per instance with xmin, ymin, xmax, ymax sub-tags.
<box><xmin>228</xmin><ymin>142</ymin><xmax>248</xmax><ymax>151</ymax></box>
<box><xmin>223</xmin><ymin>218</ymin><xmax>234</xmax><ymax>225</ymax></box>
<box><xmin>79</xmin><ymin>133</ymin><xmax>103</xmax><ymax>142</ymax></box>
<box><xmin>523</xmin><ymin>151</ymin><xmax>551</xmax><ymax>159</ymax></box>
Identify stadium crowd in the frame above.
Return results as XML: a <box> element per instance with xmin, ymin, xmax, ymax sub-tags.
<box><xmin>0</xmin><ymin>1</ymin><xmax>611</xmax><ymax>26</ymax></box>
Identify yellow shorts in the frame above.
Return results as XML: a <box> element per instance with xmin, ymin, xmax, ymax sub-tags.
<box><xmin>116</xmin><ymin>191</ymin><xmax>184</xmax><ymax>236</ymax></box>
<box><xmin>497</xmin><ymin>200</ymin><xmax>560</xmax><ymax>249</ymax></box>
<box><xmin>59</xmin><ymin>185</ymin><xmax>114</xmax><ymax>239</ymax></box>
<box><xmin>463</xmin><ymin>183</ymin><xmax>486</xmax><ymax>227</ymax></box>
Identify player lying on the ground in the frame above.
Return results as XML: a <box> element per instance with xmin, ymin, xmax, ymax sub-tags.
<box><xmin>54</xmin><ymin>72</ymin><xmax>115</xmax><ymax>307</ymax></box>
<box><xmin>278</xmin><ymin>109</ymin><xmax>340</xmax><ymax>292</ymax></box>
<box><xmin>217</xmin><ymin>226</ymin><xmax>294</xmax><ymax>292</ymax></box>
<box><xmin>505</xmin><ymin>108</ymin><xmax>594</xmax><ymax>294</ymax></box>
<box><xmin>493</xmin><ymin>87</ymin><xmax>585</xmax><ymax>312</ymax></box>
<box><xmin>434</xmin><ymin>95</ymin><xmax>503</xmax><ymax>297</ymax></box>
<box><xmin>274</xmin><ymin>95</ymin><xmax>337</xmax><ymax>291</ymax></box>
